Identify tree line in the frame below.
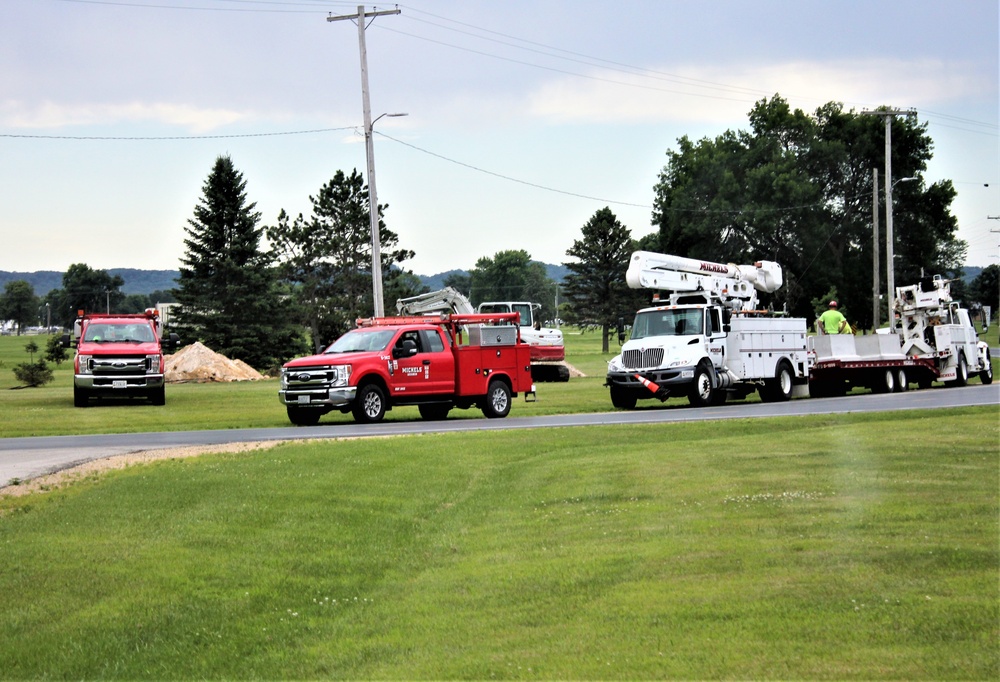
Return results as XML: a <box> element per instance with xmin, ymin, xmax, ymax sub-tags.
<box><xmin>4</xmin><ymin>95</ymin><xmax>997</xmax><ymax>367</ymax></box>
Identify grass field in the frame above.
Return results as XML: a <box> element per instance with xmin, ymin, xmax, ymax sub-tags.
<box><xmin>0</xmin><ymin>410</ymin><xmax>996</xmax><ymax>679</ymax></box>
<box><xmin>0</xmin><ymin>329</ymin><xmax>997</xmax><ymax>678</ymax></box>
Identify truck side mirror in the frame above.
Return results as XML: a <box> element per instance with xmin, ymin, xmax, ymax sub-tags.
<box><xmin>617</xmin><ymin>317</ymin><xmax>626</xmax><ymax>345</ymax></box>
<box><xmin>168</xmin><ymin>332</ymin><xmax>181</xmax><ymax>350</ymax></box>
<box><xmin>393</xmin><ymin>339</ymin><xmax>418</xmax><ymax>358</ymax></box>
<box><xmin>60</xmin><ymin>333</ymin><xmax>73</xmax><ymax>349</ymax></box>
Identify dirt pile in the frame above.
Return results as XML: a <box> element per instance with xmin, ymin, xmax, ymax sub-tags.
<box><xmin>165</xmin><ymin>342</ymin><xmax>265</xmax><ymax>383</ymax></box>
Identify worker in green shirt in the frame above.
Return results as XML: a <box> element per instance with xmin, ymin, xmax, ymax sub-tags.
<box><xmin>818</xmin><ymin>300</ymin><xmax>852</xmax><ymax>335</ymax></box>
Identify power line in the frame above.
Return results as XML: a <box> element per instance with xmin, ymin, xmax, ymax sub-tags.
<box><xmin>0</xmin><ymin>126</ymin><xmax>354</xmax><ymax>140</ymax></box>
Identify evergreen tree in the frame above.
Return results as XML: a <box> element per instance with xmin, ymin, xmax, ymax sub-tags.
<box><xmin>268</xmin><ymin>169</ymin><xmax>417</xmax><ymax>351</ymax></box>
<box><xmin>0</xmin><ymin>280</ymin><xmax>39</xmax><ymax>335</ymax></box>
<box><xmin>562</xmin><ymin>207</ymin><xmax>642</xmax><ymax>352</ymax></box>
<box><xmin>175</xmin><ymin>155</ymin><xmax>305</xmax><ymax>369</ymax></box>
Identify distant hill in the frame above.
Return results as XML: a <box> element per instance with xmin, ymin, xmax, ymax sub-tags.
<box><xmin>0</xmin><ymin>269</ymin><xmax>179</xmax><ymax>296</ymax></box>
<box><xmin>1</xmin><ymin>264</ymin><xmax>571</xmax><ymax>297</ymax></box>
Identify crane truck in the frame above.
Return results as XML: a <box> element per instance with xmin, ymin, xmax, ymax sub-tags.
<box><xmin>396</xmin><ymin>287</ymin><xmax>571</xmax><ymax>381</ymax></box>
<box><xmin>605</xmin><ymin>251</ymin><xmax>809</xmax><ymax>408</ymax></box>
<box><xmin>607</xmin><ymin>250</ymin><xmax>993</xmax><ymax>410</ymax></box>
<box><xmin>809</xmin><ymin>275</ymin><xmax>992</xmax><ymax>395</ymax></box>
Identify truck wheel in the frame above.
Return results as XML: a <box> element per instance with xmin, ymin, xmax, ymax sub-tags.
<box><xmin>895</xmin><ymin>368</ymin><xmax>908</xmax><ymax>392</ymax></box>
<box><xmin>761</xmin><ymin>361</ymin><xmax>794</xmax><ymax>402</ymax></box>
<box><xmin>150</xmin><ymin>385</ymin><xmax>166</xmax><ymax>406</ymax></box>
<box><xmin>948</xmin><ymin>353</ymin><xmax>968</xmax><ymax>387</ymax></box>
<box><xmin>287</xmin><ymin>405</ymin><xmax>322</xmax><ymax>426</ymax></box>
<box><xmin>482</xmin><ymin>379</ymin><xmax>511</xmax><ymax>418</ymax></box>
<box><xmin>688</xmin><ymin>363</ymin><xmax>714</xmax><ymax>407</ymax></box>
<box><xmin>610</xmin><ymin>386</ymin><xmax>637</xmax><ymax>410</ymax></box>
<box><xmin>418</xmin><ymin>403</ymin><xmax>452</xmax><ymax>421</ymax></box>
<box><xmin>981</xmin><ymin>349</ymin><xmax>993</xmax><ymax>385</ymax></box>
<box><xmin>353</xmin><ymin>383</ymin><xmax>387</xmax><ymax>423</ymax></box>
<box><xmin>73</xmin><ymin>385</ymin><xmax>90</xmax><ymax>408</ymax></box>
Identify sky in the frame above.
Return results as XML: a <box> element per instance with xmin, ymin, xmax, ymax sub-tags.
<box><xmin>1</xmin><ymin>0</ymin><xmax>997</xmax><ymax>279</ymax></box>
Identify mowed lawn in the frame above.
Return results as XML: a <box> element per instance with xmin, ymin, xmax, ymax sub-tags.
<box><xmin>1</xmin><ymin>409</ymin><xmax>997</xmax><ymax>679</ymax></box>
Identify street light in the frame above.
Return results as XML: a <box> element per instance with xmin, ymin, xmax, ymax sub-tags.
<box><xmin>885</xmin><ymin>175</ymin><xmax>918</xmax><ymax>331</ymax></box>
<box><xmin>364</xmin><ymin>112</ymin><xmax>407</xmax><ymax>318</ymax></box>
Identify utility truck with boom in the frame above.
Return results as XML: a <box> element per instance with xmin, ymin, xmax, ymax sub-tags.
<box><xmin>606</xmin><ymin>251</ymin><xmax>809</xmax><ymax>408</ymax></box>
<box><xmin>279</xmin><ymin>312</ymin><xmax>535</xmax><ymax>425</ymax></box>
<box><xmin>396</xmin><ymin>287</ymin><xmax>570</xmax><ymax>381</ymax></box>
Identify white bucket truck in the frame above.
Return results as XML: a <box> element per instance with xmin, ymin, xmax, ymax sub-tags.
<box><xmin>606</xmin><ymin>251</ymin><xmax>809</xmax><ymax>408</ymax></box>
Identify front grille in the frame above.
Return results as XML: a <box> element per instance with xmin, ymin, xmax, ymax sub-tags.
<box><xmin>284</xmin><ymin>366</ymin><xmax>336</xmax><ymax>389</ymax></box>
<box><xmin>92</xmin><ymin>357</ymin><xmax>149</xmax><ymax>375</ymax></box>
<box><xmin>621</xmin><ymin>348</ymin><xmax>664</xmax><ymax>370</ymax></box>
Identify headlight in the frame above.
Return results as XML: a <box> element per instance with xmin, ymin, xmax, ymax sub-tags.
<box><xmin>608</xmin><ymin>356</ymin><xmax>623</xmax><ymax>373</ymax></box>
<box><xmin>147</xmin><ymin>354</ymin><xmax>161</xmax><ymax>373</ymax></box>
<box><xmin>330</xmin><ymin>365</ymin><xmax>351</xmax><ymax>387</ymax></box>
<box><xmin>78</xmin><ymin>354</ymin><xmax>93</xmax><ymax>374</ymax></box>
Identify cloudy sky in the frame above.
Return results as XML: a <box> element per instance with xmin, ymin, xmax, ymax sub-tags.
<box><xmin>2</xmin><ymin>0</ymin><xmax>997</xmax><ymax>278</ymax></box>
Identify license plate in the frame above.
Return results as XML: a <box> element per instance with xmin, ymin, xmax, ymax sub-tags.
<box><xmin>113</xmin><ymin>380</ymin><xmax>127</xmax><ymax>389</ymax></box>
<box><xmin>297</xmin><ymin>395</ymin><xmax>310</xmax><ymax>404</ymax></box>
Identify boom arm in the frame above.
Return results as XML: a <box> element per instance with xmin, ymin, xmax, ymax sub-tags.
<box><xmin>625</xmin><ymin>251</ymin><xmax>784</xmax><ymax>311</ymax></box>
<box><xmin>396</xmin><ymin>287</ymin><xmax>476</xmax><ymax>316</ymax></box>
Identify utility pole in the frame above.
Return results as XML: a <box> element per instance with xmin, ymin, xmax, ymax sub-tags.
<box><xmin>872</xmin><ymin>168</ymin><xmax>880</xmax><ymax>329</ymax></box>
<box><xmin>328</xmin><ymin>5</ymin><xmax>401</xmax><ymax>318</ymax></box>
<box><xmin>862</xmin><ymin>108</ymin><xmax>916</xmax><ymax>331</ymax></box>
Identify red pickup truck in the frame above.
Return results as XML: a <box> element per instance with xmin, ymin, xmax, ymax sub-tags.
<box><xmin>279</xmin><ymin>313</ymin><xmax>535</xmax><ymax>425</ymax></box>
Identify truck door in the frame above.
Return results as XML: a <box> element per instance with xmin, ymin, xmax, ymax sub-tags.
<box><xmin>707</xmin><ymin>307</ymin><xmax>727</xmax><ymax>369</ymax></box>
<box><xmin>391</xmin><ymin>329</ymin><xmax>455</xmax><ymax>396</ymax></box>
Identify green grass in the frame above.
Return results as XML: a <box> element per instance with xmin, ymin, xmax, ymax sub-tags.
<box><xmin>0</xmin><ymin>409</ymin><xmax>996</xmax><ymax>679</ymax></box>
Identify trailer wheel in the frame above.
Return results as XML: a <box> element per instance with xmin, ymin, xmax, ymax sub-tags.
<box><xmin>981</xmin><ymin>349</ymin><xmax>993</xmax><ymax>385</ymax></box>
<box><xmin>688</xmin><ymin>363</ymin><xmax>715</xmax><ymax>407</ymax></box>
<box><xmin>287</xmin><ymin>405</ymin><xmax>322</xmax><ymax>426</ymax></box>
<box><xmin>482</xmin><ymin>379</ymin><xmax>511</xmax><ymax>418</ymax></box>
<box><xmin>948</xmin><ymin>352</ymin><xmax>969</xmax><ymax>387</ymax></box>
<box><xmin>353</xmin><ymin>383</ymin><xmax>387</xmax><ymax>423</ymax></box>
<box><xmin>761</xmin><ymin>360</ymin><xmax>794</xmax><ymax>402</ymax></box>
<box><xmin>895</xmin><ymin>368</ymin><xmax>908</xmax><ymax>392</ymax></box>
<box><xmin>874</xmin><ymin>368</ymin><xmax>896</xmax><ymax>394</ymax></box>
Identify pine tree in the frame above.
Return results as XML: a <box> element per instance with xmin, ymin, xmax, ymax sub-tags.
<box><xmin>175</xmin><ymin>155</ymin><xmax>305</xmax><ymax>370</ymax></box>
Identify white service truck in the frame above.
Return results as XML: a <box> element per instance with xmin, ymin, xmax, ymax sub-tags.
<box><xmin>606</xmin><ymin>251</ymin><xmax>809</xmax><ymax>408</ymax></box>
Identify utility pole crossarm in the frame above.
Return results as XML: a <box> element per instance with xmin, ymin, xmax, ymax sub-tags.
<box><xmin>326</xmin><ymin>7</ymin><xmax>400</xmax><ymax>23</ymax></box>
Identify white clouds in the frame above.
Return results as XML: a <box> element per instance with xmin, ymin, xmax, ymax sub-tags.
<box><xmin>524</xmin><ymin>58</ymin><xmax>995</xmax><ymax>125</ymax></box>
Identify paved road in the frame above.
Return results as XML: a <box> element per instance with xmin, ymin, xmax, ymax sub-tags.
<box><xmin>2</xmin><ymin>383</ymin><xmax>997</xmax><ymax>487</ymax></box>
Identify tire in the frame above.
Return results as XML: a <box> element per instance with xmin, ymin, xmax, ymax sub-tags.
<box><xmin>688</xmin><ymin>363</ymin><xmax>714</xmax><ymax>408</ymax></box>
<box><xmin>481</xmin><ymin>379</ymin><xmax>512</xmax><ymax>419</ymax></box>
<box><xmin>418</xmin><ymin>403</ymin><xmax>452</xmax><ymax>421</ymax></box>
<box><xmin>149</xmin><ymin>385</ymin><xmax>166</xmax><ymax>406</ymax></box>
<box><xmin>948</xmin><ymin>353</ymin><xmax>968</xmax><ymax>387</ymax></box>
<box><xmin>352</xmin><ymin>383</ymin><xmax>387</xmax><ymax>423</ymax></box>
<box><xmin>761</xmin><ymin>361</ymin><xmax>794</xmax><ymax>402</ymax></box>
<box><xmin>895</xmin><ymin>368</ymin><xmax>908</xmax><ymax>392</ymax></box>
<box><xmin>609</xmin><ymin>385</ymin><xmax>637</xmax><ymax>410</ymax></box>
<box><xmin>873</xmin><ymin>368</ymin><xmax>896</xmax><ymax>394</ymax></box>
<box><xmin>981</xmin><ymin>350</ymin><xmax>993</xmax><ymax>385</ymax></box>
<box><xmin>73</xmin><ymin>385</ymin><xmax>90</xmax><ymax>408</ymax></box>
<box><xmin>287</xmin><ymin>405</ymin><xmax>322</xmax><ymax>426</ymax></box>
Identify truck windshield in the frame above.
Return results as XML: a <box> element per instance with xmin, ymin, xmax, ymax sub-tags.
<box><xmin>324</xmin><ymin>329</ymin><xmax>395</xmax><ymax>353</ymax></box>
<box><xmin>631</xmin><ymin>309</ymin><xmax>703</xmax><ymax>340</ymax></box>
<box><xmin>83</xmin><ymin>324</ymin><xmax>154</xmax><ymax>343</ymax></box>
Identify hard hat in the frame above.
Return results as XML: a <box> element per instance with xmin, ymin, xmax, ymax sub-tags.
<box><xmin>829</xmin><ymin>300</ymin><xmax>838</xmax><ymax>307</ymax></box>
